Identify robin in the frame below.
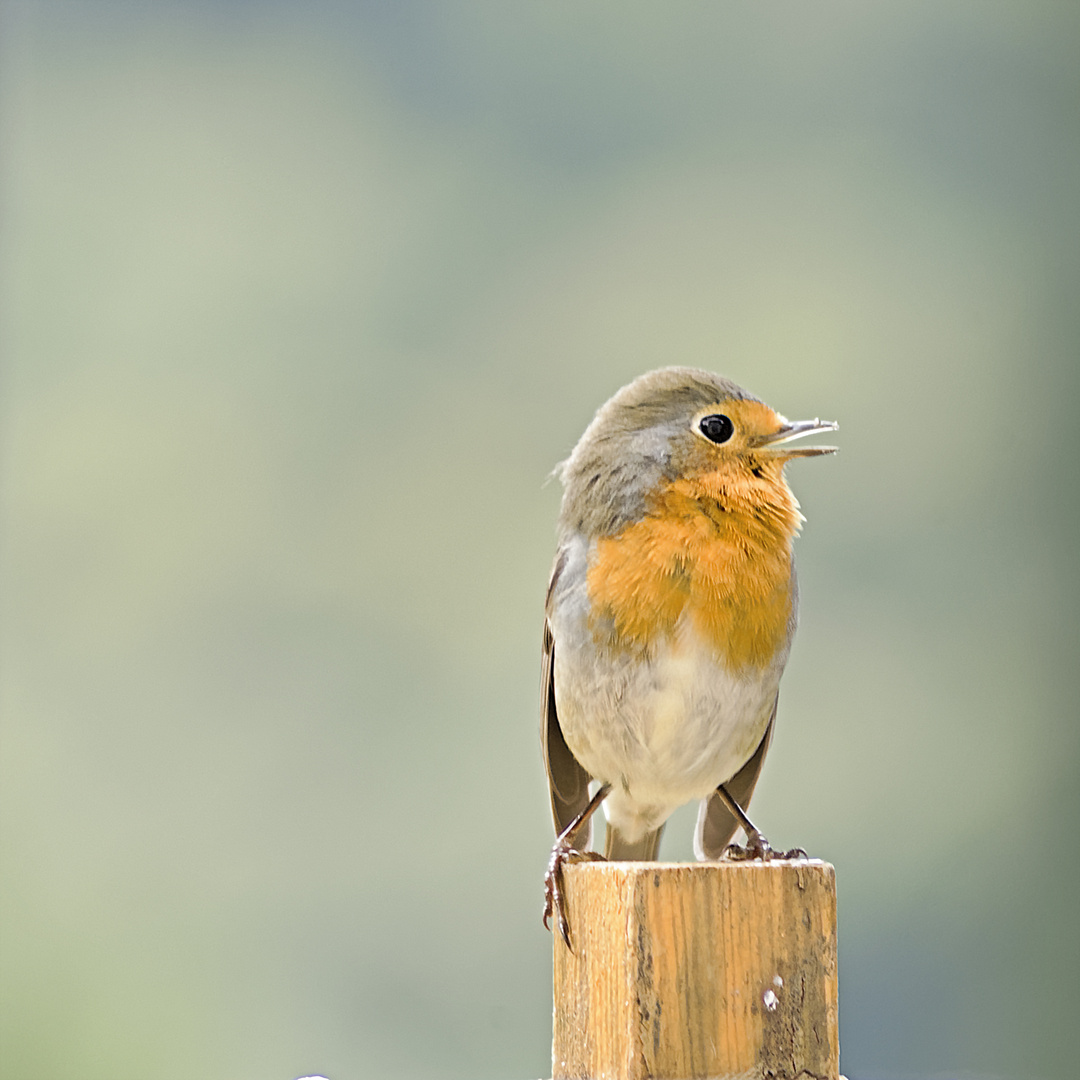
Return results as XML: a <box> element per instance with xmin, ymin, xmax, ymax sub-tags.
<box><xmin>540</xmin><ymin>367</ymin><xmax>837</xmax><ymax>947</ymax></box>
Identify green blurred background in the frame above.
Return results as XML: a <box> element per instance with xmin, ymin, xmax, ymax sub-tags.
<box><xmin>2</xmin><ymin>3</ymin><xmax>1078</xmax><ymax>1079</ymax></box>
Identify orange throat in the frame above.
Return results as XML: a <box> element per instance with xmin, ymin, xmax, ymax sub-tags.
<box><xmin>585</xmin><ymin>467</ymin><xmax>802</xmax><ymax>672</ymax></box>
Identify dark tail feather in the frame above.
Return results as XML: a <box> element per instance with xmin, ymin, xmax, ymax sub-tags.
<box><xmin>604</xmin><ymin>823</ymin><xmax>664</xmax><ymax>861</ymax></box>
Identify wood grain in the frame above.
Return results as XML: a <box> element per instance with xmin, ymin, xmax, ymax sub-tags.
<box><xmin>552</xmin><ymin>860</ymin><xmax>838</xmax><ymax>1080</ymax></box>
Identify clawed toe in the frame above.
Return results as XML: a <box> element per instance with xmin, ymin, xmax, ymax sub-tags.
<box><xmin>723</xmin><ymin>830</ymin><xmax>808</xmax><ymax>862</ymax></box>
<box><xmin>543</xmin><ymin>837</ymin><xmax>605</xmax><ymax>951</ymax></box>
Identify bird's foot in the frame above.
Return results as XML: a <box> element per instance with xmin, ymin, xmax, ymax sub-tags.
<box><xmin>723</xmin><ymin>828</ymin><xmax>807</xmax><ymax>862</ymax></box>
<box><xmin>543</xmin><ymin>836</ymin><xmax>605</xmax><ymax>951</ymax></box>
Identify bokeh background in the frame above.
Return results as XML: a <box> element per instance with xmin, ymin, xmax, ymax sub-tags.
<box><xmin>2</xmin><ymin>3</ymin><xmax>1078</xmax><ymax>1079</ymax></box>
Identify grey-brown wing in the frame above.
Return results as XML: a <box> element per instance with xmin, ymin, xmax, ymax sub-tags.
<box><xmin>694</xmin><ymin>694</ymin><xmax>778</xmax><ymax>860</ymax></box>
<box><xmin>540</xmin><ymin>553</ymin><xmax>593</xmax><ymax>846</ymax></box>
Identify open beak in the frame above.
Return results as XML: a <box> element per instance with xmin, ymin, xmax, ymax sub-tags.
<box><xmin>752</xmin><ymin>418</ymin><xmax>838</xmax><ymax>459</ymax></box>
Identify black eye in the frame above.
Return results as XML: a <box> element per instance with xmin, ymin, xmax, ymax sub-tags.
<box><xmin>699</xmin><ymin>413</ymin><xmax>734</xmax><ymax>444</ymax></box>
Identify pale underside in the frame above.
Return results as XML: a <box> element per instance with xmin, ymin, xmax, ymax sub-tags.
<box><xmin>548</xmin><ymin>533</ymin><xmax>788</xmax><ymax>845</ymax></box>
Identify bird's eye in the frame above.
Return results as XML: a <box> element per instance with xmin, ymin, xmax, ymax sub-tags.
<box><xmin>699</xmin><ymin>413</ymin><xmax>734</xmax><ymax>444</ymax></box>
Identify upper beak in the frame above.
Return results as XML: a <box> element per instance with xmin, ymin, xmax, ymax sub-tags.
<box><xmin>752</xmin><ymin>418</ymin><xmax>839</xmax><ymax>459</ymax></box>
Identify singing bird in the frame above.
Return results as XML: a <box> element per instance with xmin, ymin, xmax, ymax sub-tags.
<box><xmin>541</xmin><ymin>368</ymin><xmax>837</xmax><ymax>945</ymax></box>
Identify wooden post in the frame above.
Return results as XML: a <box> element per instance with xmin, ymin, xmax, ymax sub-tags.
<box><xmin>552</xmin><ymin>860</ymin><xmax>839</xmax><ymax>1080</ymax></box>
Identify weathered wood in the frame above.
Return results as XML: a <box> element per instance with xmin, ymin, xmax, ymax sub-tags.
<box><xmin>552</xmin><ymin>860</ymin><xmax>838</xmax><ymax>1080</ymax></box>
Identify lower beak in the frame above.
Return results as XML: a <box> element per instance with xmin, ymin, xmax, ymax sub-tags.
<box><xmin>753</xmin><ymin>419</ymin><xmax>838</xmax><ymax>459</ymax></box>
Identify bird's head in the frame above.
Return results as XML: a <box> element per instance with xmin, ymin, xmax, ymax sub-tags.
<box><xmin>558</xmin><ymin>367</ymin><xmax>837</xmax><ymax>537</ymax></box>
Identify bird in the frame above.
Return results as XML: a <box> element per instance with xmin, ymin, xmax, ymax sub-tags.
<box><xmin>540</xmin><ymin>367</ymin><xmax>837</xmax><ymax>947</ymax></box>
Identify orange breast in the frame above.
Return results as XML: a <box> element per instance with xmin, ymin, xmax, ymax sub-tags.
<box><xmin>585</xmin><ymin>472</ymin><xmax>801</xmax><ymax>671</ymax></box>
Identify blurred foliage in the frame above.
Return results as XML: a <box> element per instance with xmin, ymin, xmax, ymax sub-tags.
<box><xmin>1</xmin><ymin>3</ymin><xmax>1078</xmax><ymax>1079</ymax></box>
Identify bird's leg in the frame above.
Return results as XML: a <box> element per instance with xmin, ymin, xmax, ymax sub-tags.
<box><xmin>714</xmin><ymin>783</ymin><xmax>807</xmax><ymax>861</ymax></box>
<box><xmin>543</xmin><ymin>783</ymin><xmax>611</xmax><ymax>951</ymax></box>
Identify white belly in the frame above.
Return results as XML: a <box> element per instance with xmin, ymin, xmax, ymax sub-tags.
<box><xmin>552</xmin><ymin>616</ymin><xmax>784</xmax><ymax>843</ymax></box>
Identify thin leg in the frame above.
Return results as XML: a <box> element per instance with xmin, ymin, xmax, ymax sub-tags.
<box><xmin>714</xmin><ymin>783</ymin><xmax>806</xmax><ymax>862</ymax></box>
<box><xmin>543</xmin><ymin>783</ymin><xmax>611</xmax><ymax>951</ymax></box>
